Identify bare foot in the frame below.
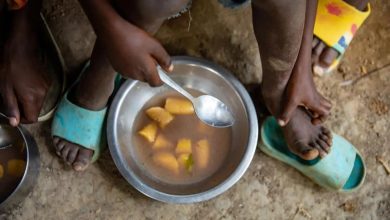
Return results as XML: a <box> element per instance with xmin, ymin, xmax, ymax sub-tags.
<box><xmin>52</xmin><ymin>43</ymin><xmax>117</xmax><ymax>171</ymax></box>
<box><xmin>277</xmin><ymin>0</ymin><xmax>331</xmax><ymax>126</ymax></box>
<box><xmin>253</xmin><ymin>0</ymin><xmax>333</xmax><ymax>160</ymax></box>
<box><xmin>281</xmin><ymin>107</ymin><xmax>332</xmax><ymax>159</ymax></box>
<box><xmin>312</xmin><ymin>0</ymin><xmax>369</xmax><ymax>74</ymax></box>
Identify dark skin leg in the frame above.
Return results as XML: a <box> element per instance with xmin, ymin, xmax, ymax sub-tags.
<box><xmin>312</xmin><ymin>0</ymin><xmax>370</xmax><ymax>74</ymax></box>
<box><xmin>252</xmin><ymin>0</ymin><xmax>332</xmax><ymax>160</ymax></box>
<box><xmin>281</xmin><ymin>0</ymin><xmax>332</xmax><ymax>126</ymax></box>
<box><xmin>0</xmin><ymin>0</ymin><xmax>50</xmax><ymax>126</ymax></box>
<box><xmin>53</xmin><ymin>0</ymin><xmax>190</xmax><ymax>171</ymax></box>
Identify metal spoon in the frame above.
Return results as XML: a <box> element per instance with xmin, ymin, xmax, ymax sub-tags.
<box><xmin>0</xmin><ymin>144</ymin><xmax>12</xmax><ymax>150</ymax></box>
<box><xmin>157</xmin><ymin>66</ymin><xmax>235</xmax><ymax>128</ymax></box>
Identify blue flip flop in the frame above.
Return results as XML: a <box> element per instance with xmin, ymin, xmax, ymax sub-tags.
<box><xmin>52</xmin><ymin>64</ymin><xmax>121</xmax><ymax>163</ymax></box>
<box><xmin>260</xmin><ymin>117</ymin><xmax>366</xmax><ymax>192</ymax></box>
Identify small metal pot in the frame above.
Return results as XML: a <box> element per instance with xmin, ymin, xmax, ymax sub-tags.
<box><xmin>107</xmin><ymin>56</ymin><xmax>258</xmax><ymax>203</ymax></box>
<box><xmin>0</xmin><ymin>114</ymin><xmax>40</xmax><ymax>213</ymax></box>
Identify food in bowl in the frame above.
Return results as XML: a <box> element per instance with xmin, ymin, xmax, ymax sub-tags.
<box><xmin>0</xmin><ymin>135</ymin><xmax>27</xmax><ymax>201</ymax></box>
<box><xmin>135</xmin><ymin>94</ymin><xmax>232</xmax><ymax>185</ymax></box>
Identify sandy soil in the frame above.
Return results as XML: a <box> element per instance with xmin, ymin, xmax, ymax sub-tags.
<box><xmin>2</xmin><ymin>0</ymin><xmax>390</xmax><ymax>219</ymax></box>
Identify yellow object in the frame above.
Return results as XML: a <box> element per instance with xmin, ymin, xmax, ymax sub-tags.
<box><xmin>0</xmin><ymin>164</ymin><xmax>4</xmax><ymax>178</ymax></box>
<box><xmin>313</xmin><ymin>0</ymin><xmax>371</xmax><ymax>73</ymax></box>
<box><xmin>152</xmin><ymin>134</ymin><xmax>172</xmax><ymax>150</ymax></box>
<box><xmin>153</xmin><ymin>153</ymin><xmax>179</xmax><ymax>174</ymax></box>
<box><xmin>175</xmin><ymin>139</ymin><xmax>192</xmax><ymax>155</ymax></box>
<box><xmin>138</xmin><ymin>123</ymin><xmax>158</xmax><ymax>143</ymax></box>
<box><xmin>195</xmin><ymin>139</ymin><xmax>210</xmax><ymax>169</ymax></box>
<box><xmin>7</xmin><ymin>159</ymin><xmax>26</xmax><ymax>177</ymax></box>
<box><xmin>178</xmin><ymin>153</ymin><xmax>194</xmax><ymax>173</ymax></box>
<box><xmin>146</xmin><ymin>107</ymin><xmax>174</xmax><ymax>128</ymax></box>
<box><xmin>164</xmin><ymin>98</ymin><xmax>194</xmax><ymax>115</ymax></box>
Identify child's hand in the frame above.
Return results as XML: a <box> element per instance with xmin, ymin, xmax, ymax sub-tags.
<box><xmin>278</xmin><ymin>63</ymin><xmax>332</xmax><ymax>126</ymax></box>
<box><xmin>101</xmin><ymin>19</ymin><xmax>172</xmax><ymax>87</ymax></box>
<box><xmin>0</xmin><ymin>43</ymin><xmax>50</xmax><ymax>126</ymax></box>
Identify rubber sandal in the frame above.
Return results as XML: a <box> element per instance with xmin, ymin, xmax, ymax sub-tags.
<box><xmin>51</xmin><ymin>64</ymin><xmax>121</xmax><ymax>163</ymax></box>
<box><xmin>218</xmin><ymin>0</ymin><xmax>250</xmax><ymax>9</ymax></box>
<box><xmin>259</xmin><ymin>117</ymin><xmax>366</xmax><ymax>192</ymax></box>
<box><xmin>313</xmin><ymin>0</ymin><xmax>371</xmax><ymax>76</ymax></box>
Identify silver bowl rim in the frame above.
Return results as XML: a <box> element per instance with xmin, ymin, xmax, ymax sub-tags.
<box><xmin>107</xmin><ymin>56</ymin><xmax>258</xmax><ymax>204</ymax></box>
<box><xmin>0</xmin><ymin>113</ymin><xmax>38</xmax><ymax>207</ymax></box>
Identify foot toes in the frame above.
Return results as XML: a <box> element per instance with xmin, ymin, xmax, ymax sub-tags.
<box><xmin>313</xmin><ymin>42</ymin><xmax>326</xmax><ymax>59</ymax></box>
<box><xmin>72</xmin><ymin>148</ymin><xmax>93</xmax><ymax>172</ymax></box>
<box><xmin>60</xmin><ymin>145</ymin><xmax>72</xmax><ymax>162</ymax></box>
<box><xmin>56</xmin><ymin>140</ymin><xmax>66</xmax><ymax>156</ymax></box>
<box><xmin>311</xmin><ymin>118</ymin><xmax>323</xmax><ymax>125</ymax></box>
<box><xmin>67</xmin><ymin>147</ymin><xmax>79</xmax><ymax>165</ymax></box>
<box><xmin>320</xmin><ymin>134</ymin><xmax>332</xmax><ymax>146</ymax></box>
<box><xmin>317</xmin><ymin>139</ymin><xmax>331</xmax><ymax>153</ymax></box>
<box><xmin>312</xmin><ymin>37</ymin><xmax>320</xmax><ymax>49</ymax></box>
<box><xmin>295</xmin><ymin>143</ymin><xmax>319</xmax><ymax>160</ymax></box>
<box><xmin>319</xmin><ymin>47</ymin><xmax>339</xmax><ymax>67</ymax></box>
<box><xmin>310</xmin><ymin>142</ymin><xmax>327</xmax><ymax>158</ymax></box>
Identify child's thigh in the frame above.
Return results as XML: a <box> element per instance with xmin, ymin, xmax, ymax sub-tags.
<box><xmin>113</xmin><ymin>0</ymin><xmax>191</xmax><ymax>21</ymax></box>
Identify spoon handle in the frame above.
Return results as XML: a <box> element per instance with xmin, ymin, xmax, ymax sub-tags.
<box><xmin>157</xmin><ymin>66</ymin><xmax>195</xmax><ymax>102</ymax></box>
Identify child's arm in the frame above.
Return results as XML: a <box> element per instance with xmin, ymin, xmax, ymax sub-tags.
<box><xmin>78</xmin><ymin>0</ymin><xmax>172</xmax><ymax>86</ymax></box>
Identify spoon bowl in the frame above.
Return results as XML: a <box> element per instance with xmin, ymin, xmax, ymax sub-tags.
<box><xmin>193</xmin><ymin>95</ymin><xmax>235</xmax><ymax>127</ymax></box>
<box><xmin>157</xmin><ymin>66</ymin><xmax>235</xmax><ymax>128</ymax></box>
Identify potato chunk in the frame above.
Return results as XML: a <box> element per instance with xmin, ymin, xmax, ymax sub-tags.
<box><xmin>138</xmin><ymin>123</ymin><xmax>158</xmax><ymax>143</ymax></box>
<box><xmin>152</xmin><ymin>134</ymin><xmax>172</xmax><ymax>150</ymax></box>
<box><xmin>175</xmin><ymin>138</ymin><xmax>192</xmax><ymax>155</ymax></box>
<box><xmin>195</xmin><ymin>139</ymin><xmax>210</xmax><ymax>169</ymax></box>
<box><xmin>164</xmin><ymin>98</ymin><xmax>194</xmax><ymax>115</ymax></box>
<box><xmin>178</xmin><ymin>153</ymin><xmax>194</xmax><ymax>173</ymax></box>
<box><xmin>7</xmin><ymin>159</ymin><xmax>26</xmax><ymax>177</ymax></box>
<box><xmin>146</xmin><ymin>107</ymin><xmax>174</xmax><ymax>128</ymax></box>
<box><xmin>0</xmin><ymin>164</ymin><xmax>4</xmax><ymax>178</ymax></box>
<box><xmin>153</xmin><ymin>153</ymin><xmax>179</xmax><ymax>174</ymax></box>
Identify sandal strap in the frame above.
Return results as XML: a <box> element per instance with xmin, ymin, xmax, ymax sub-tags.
<box><xmin>52</xmin><ymin>92</ymin><xmax>107</xmax><ymax>162</ymax></box>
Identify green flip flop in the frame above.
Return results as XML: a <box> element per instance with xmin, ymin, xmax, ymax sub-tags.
<box><xmin>260</xmin><ymin>117</ymin><xmax>366</xmax><ymax>192</ymax></box>
<box><xmin>51</xmin><ymin>63</ymin><xmax>122</xmax><ymax>163</ymax></box>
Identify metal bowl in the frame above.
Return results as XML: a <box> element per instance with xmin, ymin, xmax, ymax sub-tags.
<box><xmin>107</xmin><ymin>56</ymin><xmax>258</xmax><ymax>203</ymax></box>
<box><xmin>0</xmin><ymin>114</ymin><xmax>40</xmax><ymax>212</ymax></box>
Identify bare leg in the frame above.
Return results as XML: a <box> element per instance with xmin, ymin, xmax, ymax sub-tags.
<box><xmin>252</xmin><ymin>0</ymin><xmax>332</xmax><ymax>159</ymax></box>
<box><xmin>53</xmin><ymin>0</ymin><xmax>190</xmax><ymax>171</ymax></box>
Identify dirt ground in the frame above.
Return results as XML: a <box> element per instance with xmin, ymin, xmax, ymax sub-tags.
<box><xmin>2</xmin><ymin>0</ymin><xmax>390</xmax><ymax>219</ymax></box>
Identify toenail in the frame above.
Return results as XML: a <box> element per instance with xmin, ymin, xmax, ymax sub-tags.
<box><xmin>313</xmin><ymin>65</ymin><xmax>326</xmax><ymax>76</ymax></box>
